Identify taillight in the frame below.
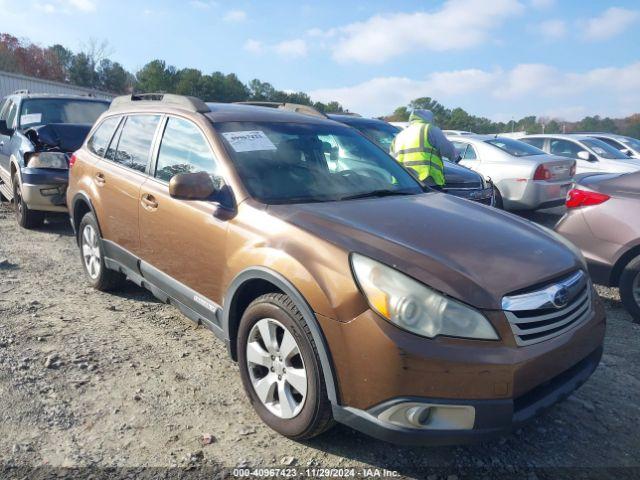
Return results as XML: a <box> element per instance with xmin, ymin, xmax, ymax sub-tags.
<box><xmin>566</xmin><ymin>188</ymin><xmax>610</xmax><ymax>209</ymax></box>
<box><xmin>68</xmin><ymin>153</ymin><xmax>78</xmax><ymax>168</ymax></box>
<box><xmin>533</xmin><ymin>164</ymin><xmax>552</xmax><ymax>180</ymax></box>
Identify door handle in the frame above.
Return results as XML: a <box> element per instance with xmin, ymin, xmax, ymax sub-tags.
<box><xmin>141</xmin><ymin>193</ymin><xmax>159</xmax><ymax>210</ymax></box>
<box><xmin>0</xmin><ymin>141</ymin><xmax>4</xmax><ymax>147</ymax></box>
<box><xmin>94</xmin><ymin>172</ymin><xmax>106</xmax><ymax>186</ymax></box>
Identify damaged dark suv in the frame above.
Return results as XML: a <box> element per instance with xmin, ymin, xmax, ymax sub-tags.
<box><xmin>0</xmin><ymin>92</ymin><xmax>110</xmax><ymax>228</ymax></box>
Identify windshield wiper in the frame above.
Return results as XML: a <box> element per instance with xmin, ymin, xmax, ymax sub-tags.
<box><xmin>340</xmin><ymin>189</ymin><xmax>414</xmax><ymax>201</ymax></box>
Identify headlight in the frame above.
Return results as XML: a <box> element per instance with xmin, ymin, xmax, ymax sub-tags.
<box><xmin>25</xmin><ymin>152</ymin><xmax>69</xmax><ymax>170</ymax></box>
<box><xmin>351</xmin><ymin>254</ymin><xmax>498</xmax><ymax>340</ymax></box>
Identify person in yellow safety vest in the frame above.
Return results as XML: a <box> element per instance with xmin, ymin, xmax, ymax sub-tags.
<box><xmin>390</xmin><ymin>109</ymin><xmax>457</xmax><ymax>187</ymax></box>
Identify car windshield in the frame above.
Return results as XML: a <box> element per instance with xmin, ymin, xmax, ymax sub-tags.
<box><xmin>19</xmin><ymin>99</ymin><xmax>109</xmax><ymax>129</ymax></box>
<box><xmin>350</xmin><ymin>122</ymin><xmax>399</xmax><ymax>152</ymax></box>
<box><xmin>582</xmin><ymin>138</ymin><xmax>630</xmax><ymax>159</ymax></box>
<box><xmin>621</xmin><ymin>137</ymin><xmax>640</xmax><ymax>152</ymax></box>
<box><xmin>215</xmin><ymin>121</ymin><xmax>423</xmax><ymax>204</ymax></box>
<box><xmin>485</xmin><ymin>137</ymin><xmax>545</xmax><ymax>157</ymax></box>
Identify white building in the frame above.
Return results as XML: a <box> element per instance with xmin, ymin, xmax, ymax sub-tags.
<box><xmin>0</xmin><ymin>70</ymin><xmax>115</xmax><ymax>100</ymax></box>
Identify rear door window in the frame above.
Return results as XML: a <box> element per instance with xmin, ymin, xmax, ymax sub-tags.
<box><xmin>549</xmin><ymin>139</ymin><xmax>582</xmax><ymax>159</ymax></box>
<box><xmin>107</xmin><ymin>115</ymin><xmax>161</xmax><ymax>173</ymax></box>
<box><xmin>522</xmin><ymin>137</ymin><xmax>545</xmax><ymax>150</ymax></box>
<box><xmin>87</xmin><ymin>116</ymin><xmax>121</xmax><ymax>157</ymax></box>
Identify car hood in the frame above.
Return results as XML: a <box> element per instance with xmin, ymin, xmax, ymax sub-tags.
<box><xmin>269</xmin><ymin>192</ymin><xmax>581</xmax><ymax>310</ymax></box>
<box><xmin>443</xmin><ymin>161</ymin><xmax>483</xmax><ymax>188</ymax></box>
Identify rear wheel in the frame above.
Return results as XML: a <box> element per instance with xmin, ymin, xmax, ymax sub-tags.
<box><xmin>78</xmin><ymin>212</ymin><xmax>125</xmax><ymax>291</ymax></box>
<box><xmin>619</xmin><ymin>255</ymin><xmax>640</xmax><ymax>322</ymax></box>
<box><xmin>237</xmin><ymin>293</ymin><xmax>333</xmax><ymax>439</ymax></box>
<box><xmin>13</xmin><ymin>173</ymin><xmax>44</xmax><ymax>229</ymax></box>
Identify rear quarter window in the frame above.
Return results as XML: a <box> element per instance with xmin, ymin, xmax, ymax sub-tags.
<box><xmin>87</xmin><ymin>116</ymin><xmax>121</xmax><ymax>157</ymax></box>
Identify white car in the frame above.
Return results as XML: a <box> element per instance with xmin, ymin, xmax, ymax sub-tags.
<box><xmin>449</xmin><ymin>135</ymin><xmax>575</xmax><ymax>211</ymax></box>
<box><xmin>520</xmin><ymin>134</ymin><xmax>640</xmax><ymax>176</ymax></box>
<box><xmin>579</xmin><ymin>133</ymin><xmax>640</xmax><ymax>160</ymax></box>
<box><xmin>443</xmin><ymin>129</ymin><xmax>475</xmax><ymax>136</ymax></box>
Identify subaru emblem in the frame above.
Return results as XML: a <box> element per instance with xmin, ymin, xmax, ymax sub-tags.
<box><xmin>552</xmin><ymin>287</ymin><xmax>570</xmax><ymax>308</ymax></box>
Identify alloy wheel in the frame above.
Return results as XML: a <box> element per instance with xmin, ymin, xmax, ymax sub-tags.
<box><xmin>81</xmin><ymin>224</ymin><xmax>102</xmax><ymax>280</ymax></box>
<box><xmin>246</xmin><ymin>318</ymin><xmax>307</xmax><ymax>419</ymax></box>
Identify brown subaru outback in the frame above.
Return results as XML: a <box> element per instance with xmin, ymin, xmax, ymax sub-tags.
<box><xmin>67</xmin><ymin>94</ymin><xmax>605</xmax><ymax>445</ymax></box>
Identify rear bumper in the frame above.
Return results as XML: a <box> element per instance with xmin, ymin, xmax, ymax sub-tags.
<box><xmin>333</xmin><ymin>345</ymin><xmax>602</xmax><ymax>446</ymax></box>
<box><xmin>20</xmin><ymin>167</ymin><xmax>68</xmax><ymax>212</ymax></box>
<box><xmin>503</xmin><ymin>180</ymin><xmax>571</xmax><ymax>210</ymax></box>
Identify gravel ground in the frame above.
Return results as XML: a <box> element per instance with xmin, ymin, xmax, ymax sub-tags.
<box><xmin>0</xmin><ymin>200</ymin><xmax>639</xmax><ymax>479</ymax></box>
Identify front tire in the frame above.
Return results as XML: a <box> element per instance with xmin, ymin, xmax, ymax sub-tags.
<box><xmin>619</xmin><ymin>255</ymin><xmax>640</xmax><ymax>322</ymax></box>
<box><xmin>78</xmin><ymin>212</ymin><xmax>125</xmax><ymax>291</ymax></box>
<box><xmin>13</xmin><ymin>173</ymin><xmax>44</xmax><ymax>229</ymax></box>
<box><xmin>237</xmin><ymin>293</ymin><xmax>333</xmax><ymax>439</ymax></box>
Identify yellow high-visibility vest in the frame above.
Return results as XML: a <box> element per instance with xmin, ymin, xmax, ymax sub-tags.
<box><xmin>391</xmin><ymin>122</ymin><xmax>445</xmax><ymax>186</ymax></box>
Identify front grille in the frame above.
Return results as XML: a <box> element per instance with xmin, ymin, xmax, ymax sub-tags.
<box><xmin>503</xmin><ymin>271</ymin><xmax>592</xmax><ymax>346</ymax></box>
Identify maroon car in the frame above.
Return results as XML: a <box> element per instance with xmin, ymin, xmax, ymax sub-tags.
<box><xmin>555</xmin><ymin>171</ymin><xmax>640</xmax><ymax>320</ymax></box>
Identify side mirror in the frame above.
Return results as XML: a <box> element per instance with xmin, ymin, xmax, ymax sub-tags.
<box><xmin>577</xmin><ymin>150</ymin><xmax>594</xmax><ymax>161</ymax></box>
<box><xmin>622</xmin><ymin>148</ymin><xmax>633</xmax><ymax>157</ymax></box>
<box><xmin>169</xmin><ymin>172</ymin><xmax>216</xmax><ymax>200</ymax></box>
<box><xmin>0</xmin><ymin>119</ymin><xmax>13</xmax><ymax>136</ymax></box>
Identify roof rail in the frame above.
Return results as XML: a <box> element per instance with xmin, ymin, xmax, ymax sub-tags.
<box><xmin>111</xmin><ymin>93</ymin><xmax>209</xmax><ymax>113</ymax></box>
<box><xmin>13</xmin><ymin>89</ymin><xmax>29</xmax><ymax>95</ymax></box>
<box><xmin>235</xmin><ymin>101</ymin><xmax>327</xmax><ymax>119</ymax></box>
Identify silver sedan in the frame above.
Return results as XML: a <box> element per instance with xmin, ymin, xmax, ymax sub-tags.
<box><xmin>447</xmin><ymin>135</ymin><xmax>575</xmax><ymax>211</ymax></box>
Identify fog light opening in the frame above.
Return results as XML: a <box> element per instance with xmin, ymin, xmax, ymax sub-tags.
<box><xmin>406</xmin><ymin>406</ymin><xmax>432</xmax><ymax>427</ymax></box>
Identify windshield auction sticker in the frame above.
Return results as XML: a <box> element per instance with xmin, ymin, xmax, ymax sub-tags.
<box><xmin>20</xmin><ymin>113</ymin><xmax>42</xmax><ymax>125</ymax></box>
<box><xmin>222</xmin><ymin>130</ymin><xmax>277</xmax><ymax>153</ymax></box>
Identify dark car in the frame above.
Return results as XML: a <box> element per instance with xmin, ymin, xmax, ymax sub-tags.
<box><xmin>327</xmin><ymin>114</ymin><xmax>495</xmax><ymax>206</ymax></box>
<box><xmin>0</xmin><ymin>91</ymin><xmax>110</xmax><ymax>228</ymax></box>
<box><xmin>555</xmin><ymin>171</ymin><xmax>640</xmax><ymax>320</ymax></box>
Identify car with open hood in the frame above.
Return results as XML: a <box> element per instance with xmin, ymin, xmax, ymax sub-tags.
<box><xmin>326</xmin><ymin>114</ymin><xmax>495</xmax><ymax>206</ymax></box>
<box><xmin>67</xmin><ymin>94</ymin><xmax>605</xmax><ymax>445</ymax></box>
<box><xmin>0</xmin><ymin>91</ymin><xmax>110</xmax><ymax>228</ymax></box>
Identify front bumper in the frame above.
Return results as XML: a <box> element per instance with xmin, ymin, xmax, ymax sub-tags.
<box><xmin>332</xmin><ymin>345</ymin><xmax>602</xmax><ymax>445</ymax></box>
<box><xmin>318</xmin><ymin>293</ymin><xmax>605</xmax><ymax>445</ymax></box>
<box><xmin>443</xmin><ymin>185</ymin><xmax>495</xmax><ymax>206</ymax></box>
<box><xmin>20</xmin><ymin>167</ymin><xmax>68</xmax><ymax>213</ymax></box>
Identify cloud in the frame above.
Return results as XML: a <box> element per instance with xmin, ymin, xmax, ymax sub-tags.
<box><xmin>537</xmin><ymin>19</ymin><xmax>566</xmax><ymax>40</ymax></box>
<box><xmin>243</xmin><ymin>39</ymin><xmax>263</xmax><ymax>54</ymax></box>
<box><xmin>309</xmin><ymin>62</ymin><xmax>640</xmax><ymax>119</ymax></box>
<box><xmin>224</xmin><ymin>9</ymin><xmax>246</xmax><ymax>22</ymax></box>
<box><xmin>580</xmin><ymin>7</ymin><xmax>639</xmax><ymax>41</ymax></box>
<box><xmin>273</xmin><ymin>39</ymin><xmax>308</xmax><ymax>59</ymax></box>
<box><xmin>314</xmin><ymin>0</ymin><xmax>524</xmax><ymax>64</ymax></box>
<box><xmin>67</xmin><ymin>0</ymin><xmax>95</xmax><ymax>11</ymax></box>
<box><xmin>244</xmin><ymin>38</ymin><xmax>308</xmax><ymax>59</ymax></box>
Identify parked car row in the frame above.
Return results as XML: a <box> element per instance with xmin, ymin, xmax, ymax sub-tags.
<box><xmin>0</xmin><ymin>90</ymin><xmax>637</xmax><ymax>447</ymax></box>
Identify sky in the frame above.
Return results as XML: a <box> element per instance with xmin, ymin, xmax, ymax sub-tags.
<box><xmin>1</xmin><ymin>0</ymin><xmax>639</xmax><ymax>121</ymax></box>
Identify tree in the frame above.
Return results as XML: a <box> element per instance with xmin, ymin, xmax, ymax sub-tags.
<box><xmin>69</xmin><ymin>52</ymin><xmax>98</xmax><ymax>88</ymax></box>
<box><xmin>97</xmin><ymin>59</ymin><xmax>130</xmax><ymax>93</ymax></box>
<box><xmin>135</xmin><ymin>60</ymin><xmax>178</xmax><ymax>93</ymax></box>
